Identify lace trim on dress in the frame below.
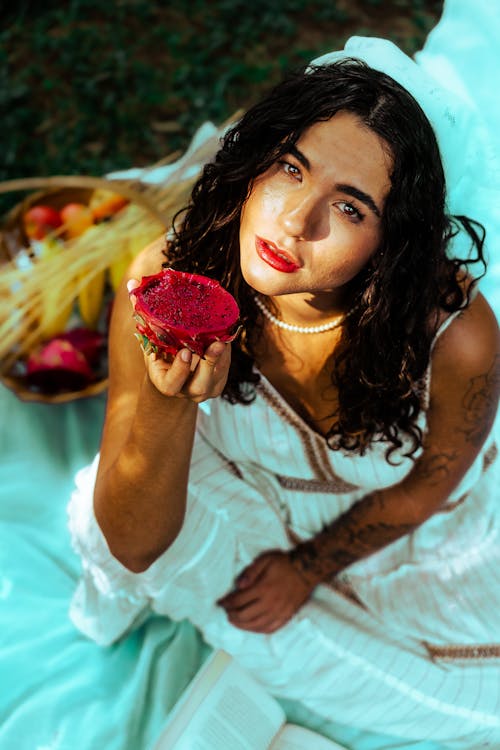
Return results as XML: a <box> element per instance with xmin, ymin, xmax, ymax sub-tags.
<box><xmin>256</xmin><ymin>377</ymin><xmax>360</xmax><ymax>487</ymax></box>
<box><xmin>276</xmin><ymin>473</ymin><xmax>359</xmax><ymax>494</ymax></box>
<box><xmin>423</xmin><ymin>641</ymin><xmax>500</xmax><ymax>662</ymax></box>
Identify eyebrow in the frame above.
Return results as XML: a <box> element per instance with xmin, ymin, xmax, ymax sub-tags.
<box><xmin>288</xmin><ymin>145</ymin><xmax>382</xmax><ymax>218</ymax></box>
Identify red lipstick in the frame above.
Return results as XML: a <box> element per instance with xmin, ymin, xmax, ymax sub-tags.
<box><xmin>255</xmin><ymin>237</ymin><xmax>300</xmax><ymax>273</ymax></box>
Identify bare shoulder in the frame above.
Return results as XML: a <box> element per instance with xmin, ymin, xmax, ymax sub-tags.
<box><xmin>432</xmin><ymin>291</ymin><xmax>500</xmax><ymax>379</ymax></box>
<box><xmin>404</xmin><ymin>293</ymin><xmax>499</xmax><ymax>502</ymax></box>
<box><xmin>429</xmin><ymin>292</ymin><xmax>500</xmax><ymax>450</ymax></box>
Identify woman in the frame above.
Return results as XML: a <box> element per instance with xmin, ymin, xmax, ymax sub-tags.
<box><xmin>69</xmin><ymin>54</ymin><xmax>500</xmax><ymax>746</ymax></box>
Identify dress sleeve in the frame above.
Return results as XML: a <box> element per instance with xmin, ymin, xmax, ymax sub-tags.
<box><xmin>67</xmin><ymin>434</ymin><xmax>289</xmax><ymax>646</ymax></box>
<box><xmin>67</xmin><ymin>455</ymin><xmax>153</xmax><ymax>645</ymax></box>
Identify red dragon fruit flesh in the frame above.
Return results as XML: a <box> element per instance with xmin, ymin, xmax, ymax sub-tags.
<box><xmin>131</xmin><ymin>269</ymin><xmax>241</xmax><ymax>358</ymax></box>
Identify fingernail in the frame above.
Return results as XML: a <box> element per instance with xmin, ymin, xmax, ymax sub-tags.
<box><xmin>126</xmin><ymin>280</ymin><xmax>136</xmax><ymax>293</ymax></box>
<box><xmin>180</xmin><ymin>348</ymin><xmax>192</xmax><ymax>364</ymax></box>
<box><xmin>208</xmin><ymin>342</ymin><xmax>225</xmax><ymax>357</ymax></box>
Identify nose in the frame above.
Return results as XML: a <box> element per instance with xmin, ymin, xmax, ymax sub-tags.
<box><xmin>280</xmin><ymin>190</ymin><xmax>329</xmax><ymax>242</ymax></box>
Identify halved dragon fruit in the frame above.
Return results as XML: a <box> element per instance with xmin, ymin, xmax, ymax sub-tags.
<box><xmin>131</xmin><ymin>269</ymin><xmax>240</xmax><ymax>358</ymax></box>
<box><xmin>25</xmin><ymin>338</ymin><xmax>94</xmax><ymax>393</ymax></box>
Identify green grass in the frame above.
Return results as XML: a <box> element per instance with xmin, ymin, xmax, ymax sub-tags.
<box><xmin>0</xmin><ymin>0</ymin><xmax>442</xmax><ymax>214</ymax></box>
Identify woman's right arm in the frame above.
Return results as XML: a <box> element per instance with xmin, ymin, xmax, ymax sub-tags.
<box><xmin>93</xmin><ymin>238</ymin><xmax>231</xmax><ymax>573</ymax></box>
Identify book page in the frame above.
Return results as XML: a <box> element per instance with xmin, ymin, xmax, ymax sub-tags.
<box><xmin>153</xmin><ymin>650</ymin><xmax>286</xmax><ymax>750</ymax></box>
<box><xmin>271</xmin><ymin>724</ymin><xmax>348</xmax><ymax>750</ymax></box>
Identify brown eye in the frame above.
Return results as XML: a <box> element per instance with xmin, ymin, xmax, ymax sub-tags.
<box><xmin>338</xmin><ymin>201</ymin><xmax>363</xmax><ymax>221</ymax></box>
<box><xmin>280</xmin><ymin>161</ymin><xmax>301</xmax><ymax>180</ymax></box>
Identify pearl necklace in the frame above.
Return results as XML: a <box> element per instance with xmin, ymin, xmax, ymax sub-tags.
<box><xmin>253</xmin><ymin>293</ymin><xmax>358</xmax><ymax>334</ymax></box>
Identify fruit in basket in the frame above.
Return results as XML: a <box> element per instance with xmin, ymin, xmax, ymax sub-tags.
<box><xmin>60</xmin><ymin>202</ymin><xmax>94</xmax><ymax>239</ymax></box>
<box><xmin>58</xmin><ymin>327</ymin><xmax>105</xmax><ymax>366</ymax></box>
<box><xmin>109</xmin><ymin>232</ymin><xmax>155</xmax><ymax>292</ymax></box>
<box><xmin>37</xmin><ymin>237</ymin><xmax>75</xmax><ymax>338</ymax></box>
<box><xmin>109</xmin><ymin>252</ymin><xmax>133</xmax><ymax>292</ymax></box>
<box><xmin>89</xmin><ymin>189</ymin><xmax>129</xmax><ymax>222</ymax></box>
<box><xmin>23</xmin><ymin>205</ymin><xmax>62</xmax><ymax>240</ymax></box>
<box><xmin>25</xmin><ymin>338</ymin><xmax>94</xmax><ymax>393</ymax></box>
<box><xmin>130</xmin><ymin>268</ymin><xmax>241</xmax><ymax>358</ymax></box>
<box><xmin>78</xmin><ymin>268</ymin><xmax>106</xmax><ymax>329</ymax></box>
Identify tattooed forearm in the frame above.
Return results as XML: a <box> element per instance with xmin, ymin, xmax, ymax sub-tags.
<box><xmin>288</xmin><ymin>490</ymin><xmax>418</xmax><ymax>585</ymax></box>
<box><xmin>460</xmin><ymin>354</ymin><xmax>500</xmax><ymax>447</ymax></box>
<box><xmin>413</xmin><ymin>448</ymin><xmax>460</xmax><ymax>486</ymax></box>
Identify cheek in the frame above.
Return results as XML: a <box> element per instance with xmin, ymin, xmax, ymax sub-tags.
<box><xmin>317</xmin><ymin>225</ymin><xmax>381</xmax><ymax>278</ymax></box>
<box><xmin>242</xmin><ymin>182</ymin><xmax>285</xmax><ymax>229</ymax></box>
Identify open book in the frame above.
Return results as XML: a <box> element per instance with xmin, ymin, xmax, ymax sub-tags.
<box><xmin>152</xmin><ymin>650</ymin><xmax>346</xmax><ymax>750</ymax></box>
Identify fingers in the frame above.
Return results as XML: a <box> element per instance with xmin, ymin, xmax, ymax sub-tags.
<box><xmin>203</xmin><ymin>341</ymin><xmax>226</xmax><ymax>365</ymax></box>
<box><xmin>178</xmin><ymin>342</ymin><xmax>230</xmax><ymax>401</ymax></box>
<box><xmin>235</xmin><ymin>555</ymin><xmax>271</xmax><ymax>589</ymax></box>
<box><xmin>127</xmin><ymin>278</ymin><xmax>139</xmax><ymax>308</ymax></box>
<box><xmin>155</xmin><ymin>348</ymin><xmax>195</xmax><ymax>395</ymax></box>
<box><xmin>224</xmin><ymin>598</ymin><xmax>292</xmax><ymax>633</ymax></box>
<box><xmin>127</xmin><ymin>276</ymin><xmax>231</xmax><ymax>401</ymax></box>
<box><xmin>143</xmin><ymin>341</ymin><xmax>230</xmax><ymax>401</ymax></box>
<box><xmin>222</xmin><ymin>595</ymin><xmax>273</xmax><ymax>627</ymax></box>
<box><xmin>217</xmin><ymin>587</ymin><xmax>259</xmax><ymax>611</ymax></box>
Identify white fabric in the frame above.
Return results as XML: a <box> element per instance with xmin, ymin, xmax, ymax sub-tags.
<box><xmin>68</xmin><ymin>312</ymin><xmax>500</xmax><ymax>746</ymax></box>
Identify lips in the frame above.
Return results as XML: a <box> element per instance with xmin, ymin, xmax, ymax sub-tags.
<box><xmin>255</xmin><ymin>237</ymin><xmax>300</xmax><ymax>273</ymax></box>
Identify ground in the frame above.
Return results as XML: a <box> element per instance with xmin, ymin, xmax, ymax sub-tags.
<box><xmin>0</xmin><ymin>0</ymin><xmax>443</xmax><ymax>214</ymax></box>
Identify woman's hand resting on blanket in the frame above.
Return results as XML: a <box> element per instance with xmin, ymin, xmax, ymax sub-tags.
<box><xmin>128</xmin><ymin>279</ymin><xmax>231</xmax><ymax>403</ymax></box>
<box><xmin>217</xmin><ymin>550</ymin><xmax>316</xmax><ymax>633</ymax></box>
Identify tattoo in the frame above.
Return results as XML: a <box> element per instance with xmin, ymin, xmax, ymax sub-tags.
<box><xmin>289</xmin><ymin>490</ymin><xmax>417</xmax><ymax>583</ymax></box>
<box><xmin>460</xmin><ymin>355</ymin><xmax>500</xmax><ymax>446</ymax></box>
<box><xmin>413</xmin><ymin>449</ymin><xmax>460</xmax><ymax>486</ymax></box>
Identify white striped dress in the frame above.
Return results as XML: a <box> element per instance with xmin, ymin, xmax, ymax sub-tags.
<box><xmin>68</xmin><ymin>312</ymin><xmax>500</xmax><ymax>748</ymax></box>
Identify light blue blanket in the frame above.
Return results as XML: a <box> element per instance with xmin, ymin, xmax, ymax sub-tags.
<box><xmin>1</xmin><ymin>385</ymin><xmax>449</xmax><ymax>749</ymax></box>
<box><xmin>2</xmin><ymin>1</ymin><xmax>499</xmax><ymax>746</ymax></box>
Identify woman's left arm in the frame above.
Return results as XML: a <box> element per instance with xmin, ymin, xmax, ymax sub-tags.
<box><xmin>219</xmin><ymin>293</ymin><xmax>500</xmax><ymax>633</ymax></box>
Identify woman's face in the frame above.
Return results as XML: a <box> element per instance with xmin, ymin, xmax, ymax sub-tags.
<box><xmin>239</xmin><ymin>111</ymin><xmax>393</xmax><ymax>302</ymax></box>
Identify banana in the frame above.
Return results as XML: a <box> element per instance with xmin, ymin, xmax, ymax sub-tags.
<box><xmin>108</xmin><ymin>249</ymin><xmax>135</xmax><ymax>292</ymax></box>
<box><xmin>36</xmin><ymin>237</ymin><xmax>75</xmax><ymax>339</ymax></box>
<box><xmin>108</xmin><ymin>232</ymin><xmax>152</xmax><ymax>291</ymax></box>
<box><xmin>78</xmin><ymin>269</ymin><xmax>106</xmax><ymax>329</ymax></box>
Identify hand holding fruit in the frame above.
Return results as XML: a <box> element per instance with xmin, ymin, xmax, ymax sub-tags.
<box><xmin>144</xmin><ymin>338</ymin><xmax>231</xmax><ymax>404</ymax></box>
<box><xmin>128</xmin><ymin>272</ymin><xmax>237</xmax><ymax>403</ymax></box>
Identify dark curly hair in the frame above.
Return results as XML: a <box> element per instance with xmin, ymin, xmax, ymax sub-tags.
<box><xmin>164</xmin><ymin>58</ymin><xmax>486</xmax><ymax>459</ymax></box>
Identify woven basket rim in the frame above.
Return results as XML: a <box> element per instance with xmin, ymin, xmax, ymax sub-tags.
<box><xmin>1</xmin><ymin>372</ymin><xmax>109</xmax><ymax>404</ymax></box>
<box><xmin>0</xmin><ymin>175</ymin><xmax>170</xmax><ymax>226</ymax></box>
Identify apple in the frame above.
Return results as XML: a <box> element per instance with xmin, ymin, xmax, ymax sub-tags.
<box><xmin>60</xmin><ymin>202</ymin><xmax>94</xmax><ymax>238</ymax></box>
<box><xmin>23</xmin><ymin>205</ymin><xmax>62</xmax><ymax>240</ymax></box>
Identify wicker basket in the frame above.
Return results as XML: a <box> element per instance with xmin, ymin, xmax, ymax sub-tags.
<box><xmin>0</xmin><ymin>118</ymin><xmax>239</xmax><ymax>403</ymax></box>
<box><xmin>0</xmin><ymin>175</ymin><xmax>171</xmax><ymax>403</ymax></box>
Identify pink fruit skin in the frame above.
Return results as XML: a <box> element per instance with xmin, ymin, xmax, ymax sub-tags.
<box><xmin>131</xmin><ymin>269</ymin><xmax>240</xmax><ymax>358</ymax></box>
<box><xmin>58</xmin><ymin>328</ymin><xmax>105</xmax><ymax>366</ymax></box>
<box><xmin>27</xmin><ymin>339</ymin><xmax>93</xmax><ymax>378</ymax></box>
